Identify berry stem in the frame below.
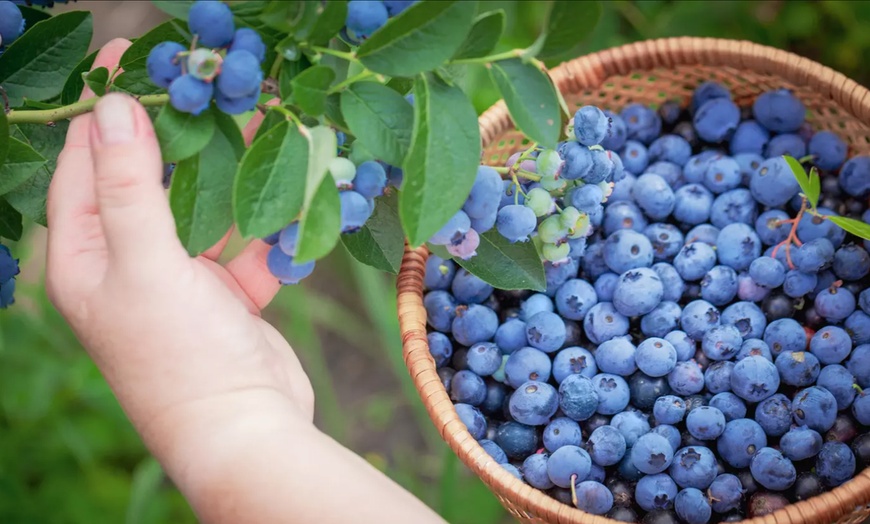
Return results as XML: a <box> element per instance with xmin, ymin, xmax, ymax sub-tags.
<box><xmin>449</xmin><ymin>49</ymin><xmax>524</xmax><ymax>65</ymax></box>
<box><xmin>328</xmin><ymin>70</ymin><xmax>379</xmax><ymax>94</ymax></box>
<box><xmin>309</xmin><ymin>45</ymin><xmax>358</xmax><ymax>63</ymax></box>
<box><xmin>6</xmin><ymin>94</ymin><xmax>170</xmax><ymax>125</ymax></box>
<box><xmin>854</xmin><ymin>383</ymin><xmax>864</xmax><ymax>394</ymax></box>
<box><xmin>514</xmin><ymin>168</ymin><xmax>541</xmax><ymax>182</ymax></box>
<box><xmin>771</xmin><ymin>196</ymin><xmax>807</xmax><ymax>269</ymax></box>
<box><xmin>798</xmin><ymin>154</ymin><xmax>815</xmax><ymax>164</ymax></box>
<box><xmin>492</xmin><ymin>166</ymin><xmax>511</xmax><ymax>175</ymax></box>
<box><xmin>570</xmin><ymin>474</ymin><xmax>578</xmax><ymax>507</ymax></box>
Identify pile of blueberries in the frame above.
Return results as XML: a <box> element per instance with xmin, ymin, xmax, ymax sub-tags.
<box><xmin>0</xmin><ymin>245</ymin><xmax>17</xmax><ymax>308</ymax></box>
<box><xmin>147</xmin><ymin>1</ymin><xmax>266</xmax><ymax>115</ymax></box>
<box><xmin>263</xmin><ymin>157</ymin><xmax>402</xmax><ymax>284</ymax></box>
<box><xmin>424</xmin><ymin>81</ymin><xmax>870</xmax><ymax>523</ymax></box>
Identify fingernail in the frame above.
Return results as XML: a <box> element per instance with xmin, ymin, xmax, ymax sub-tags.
<box><xmin>94</xmin><ymin>94</ymin><xmax>136</xmax><ymax>145</ymax></box>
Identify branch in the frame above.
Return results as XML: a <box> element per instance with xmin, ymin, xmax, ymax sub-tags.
<box><xmin>7</xmin><ymin>94</ymin><xmax>170</xmax><ymax>125</ymax></box>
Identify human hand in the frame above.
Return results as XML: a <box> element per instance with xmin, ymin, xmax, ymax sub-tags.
<box><xmin>45</xmin><ymin>39</ymin><xmax>443</xmax><ymax>523</ymax></box>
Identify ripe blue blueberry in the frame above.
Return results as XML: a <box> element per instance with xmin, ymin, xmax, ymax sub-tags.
<box><xmin>450</xmin><ymin>370</ymin><xmax>486</xmax><ymax>406</ymax></box>
<box><xmin>467</xmin><ymin>342</ymin><xmax>502</xmax><ymax>377</ymax></box>
<box><xmin>709</xmin><ymin>392</ymin><xmax>747</xmax><ymax>421</ymax></box>
<box><xmin>701</xmin><ymin>324</ymin><xmax>742</xmax><ymax>361</ymax></box>
<box><xmin>669</xmin><ymin>446</ymin><xmax>718</xmax><ymax>489</ymax></box>
<box><xmin>504</xmin><ymin>347</ymin><xmax>552</xmax><ymax>388</ymax></box>
<box><xmin>352</xmin><ymin>161</ymin><xmax>387</xmax><ymax>198</ymax></box>
<box><xmin>423</xmin><ymin>254</ymin><xmax>455</xmax><ymax>291</ymax></box>
<box><xmin>716</xmin><ymin>223</ymin><xmax>761</xmax><ymax>271</ymax></box>
<box><xmin>780</xmin><ymin>426</ymin><xmax>823</xmax><ymax>461</ymax></box>
<box><xmin>620</xmin><ymin>140</ymin><xmax>649</xmax><ymax>175</ymax></box>
<box><xmin>764</xmin><ymin>317</ymin><xmax>807</xmax><ymax>356</ymax></box>
<box><xmin>423</xmin><ymin>290</ymin><xmax>456</xmax><ymax>332</ymax></box>
<box><xmin>496</xmin><ymin>205</ymin><xmax>536</xmax><ymax>243</ymax></box>
<box><xmin>584</xmin><ymin>302</ymin><xmax>630</xmax><ymax>344</ymax></box>
<box><xmin>542</xmin><ymin>417</ymin><xmax>581</xmax><ymax>452</ymax></box>
<box><xmin>730</xmin><ymin>120</ymin><xmax>770</xmax><ymax>156</ymax></box>
<box><xmin>792</xmin><ymin>386</ymin><xmax>838</xmax><ymax>432</ymax></box>
<box><xmin>808</xmin><ymin>130</ymin><xmax>847</xmax><ymax>171</ymax></box>
<box><xmin>644</xmin><ymin>223</ymin><xmax>684</xmax><ymax>261</ymax></box>
<box><xmin>216</xmin><ymin>50</ymin><xmax>263</xmax><ymax>99</ymax></box>
<box><xmin>339</xmin><ymin>189</ymin><xmax>373</xmax><ymax>232</ymax></box>
<box><xmin>753</xmin><ymin>88</ymin><xmax>805</xmax><ymax>133</ymax></box>
<box><xmin>692</xmin><ymin>81</ymin><xmax>731</xmax><ymax>112</ymax></box>
<box><xmin>509</xmin><ymin>381</ymin><xmax>559</xmax><ymax>426</ymax></box>
<box><xmin>640</xmin><ymin>301</ymin><xmax>682</xmax><ymax>338</ymax></box>
<box><xmin>755</xmin><ymin>393</ymin><xmax>792</xmax><ymax>437</ymax></box>
<box><xmin>846</xmin><ymin>310</ymin><xmax>870</xmax><ymax>346</ymax></box>
<box><xmin>700</xmin><ymin>266</ymin><xmax>738</xmax><ymax>306</ymax></box>
<box><xmin>455</xmin><ymin>403</ymin><xmax>486</xmax><ymax>440</ymax></box>
<box><xmin>766</xmin><ymin>133</ymin><xmax>807</xmax><ymax>159</ymax></box>
<box><xmin>480</xmin><ymin>439</ymin><xmax>509</xmax><ymax>464</ymax></box>
<box><xmin>686</xmin><ymin>406</ymin><xmax>726</xmax><ymax>440</ymax></box>
<box><xmin>522</xmin><ymin>453</ymin><xmax>553</xmax><ymax>489</ymax></box>
<box><xmin>680</xmin><ymin>299</ymin><xmax>721</xmax><ymax>341</ymax></box>
<box><xmin>603</xmin><ymin>200</ymin><xmax>648</xmax><ymax>236</ymax></box>
<box><xmin>632</xmin><ymin>174</ymin><xmax>675</xmax><ymax>220</ymax></box>
<box><xmin>552</xmin><ymin>346</ymin><xmax>597</xmax><ymax>383</ymax></box>
<box><xmin>668</xmin><ymin>361</ymin><xmax>705</xmax><ymax>396</ymax></box>
<box><xmin>704</xmin><ymin>361</ymin><xmax>735</xmax><ymax>394</ymax></box>
<box><xmin>730</xmin><ymin>355</ymin><xmax>780</xmax><ymax>402</ymax></box>
<box><xmin>586</xmin><ymin>425</ymin><xmax>626</xmax><ymax>466</ymax></box>
<box><xmin>816</xmin><ymin>441</ymin><xmax>856</xmax><ymax>487</ymax></box>
<box><xmin>737</xmin><ymin>338</ymin><xmax>772</xmax><ymax>361</ymax></box>
<box><xmin>590</xmin><ymin>373</ymin><xmax>630</xmax><ymax>415</ymax></box>
<box><xmin>703</xmin><ymin>156</ymin><xmax>741</xmax><ymax>194</ymax></box>
<box><xmin>750</xmin><ymin>447</ymin><xmax>796</xmax><ymax>491</ymax></box>
<box><xmin>451</xmin><ymin>304</ymin><xmax>498</xmax><ymax>346</ymax></box>
<box><xmin>451</xmin><ymin>268</ymin><xmax>492</xmax><ymax>305</ymax></box>
<box><xmin>346</xmin><ymin>0</ymin><xmax>388</xmax><ymax>38</ymax></box>
<box><xmin>558</xmin><ymin>374</ymin><xmax>599</xmax><ymax>421</ymax></box>
<box><xmin>524</xmin><ymin>311</ymin><xmax>566</xmax><ymax>353</ymax></box>
<box><xmin>464</xmin><ymin>166</ymin><xmax>503</xmax><ymax>220</ymax></box>
<box><xmin>574</xmin><ymin>481</ymin><xmax>613</xmax><ymax>515</ymax></box>
<box><xmin>653</xmin><ymin>263</ymin><xmax>686</xmax><ymax>303</ymax></box>
<box><xmin>429</xmin><ymin>210</ymin><xmax>470</xmax><ymax>245</ymax></box>
<box><xmin>188</xmin><ymin>0</ymin><xmax>235</xmax><ymax>48</ymax></box>
<box><xmin>635</xmin><ymin>337</ymin><xmax>677</xmax><ymax>377</ymax></box>
<box><xmin>675</xmin><ymin>488</ymin><xmax>712</xmax><ymax>524</ymax></box>
<box><xmin>833</xmin><ymin>244</ymin><xmax>870</xmax><ymax>281</ymax></box>
<box><xmin>810</xmin><ymin>326</ymin><xmax>852</xmax><ymax>365</ymax></box>
<box><xmin>839</xmin><ymin>155</ymin><xmax>870</xmax><ymax>197</ymax></box>
<box><xmin>654</xmin><ymin>395</ymin><xmax>687</xmax><ymax>425</ymax></box>
<box><xmin>693</xmin><ymin>98</ymin><xmax>740</xmax><ymax>143</ymax></box>
<box><xmin>601</xmin><ymin>110</ymin><xmax>627</xmax><ymax>151</ymax></box>
<box><xmin>709</xmin><ymin>188</ymin><xmax>758</xmax><ymax>230</ymax></box>
<box><xmin>717</xmin><ymin>418</ymin><xmax>767</xmax><ymax>468</ymax></box>
<box><xmin>613</xmin><ymin>268</ymin><xmax>664</xmax><ymax>317</ymax></box>
<box><xmin>674</xmin><ymin>242</ymin><xmax>717</xmax><ymax>282</ymax></box>
<box><xmin>631</xmin><ymin>433</ymin><xmax>674</xmax><ymax>475</ymax></box>
<box><xmin>750</xmin><ymin>156</ymin><xmax>801</xmax><ymax>207</ymax></box>
<box><xmin>494</xmin><ymin>318</ymin><xmax>527</xmax><ymax>355</ymax></box>
<box><xmin>427</xmin><ymin>332</ymin><xmax>453</xmax><ymax>367</ymax></box>
<box><xmin>748</xmin><ymin>256</ymin><xmax>786</xmax><ymax>288</ymax></box>
<box><xmin>648</xmin><ymin>134</ymin><xmax>692</xmax><ymax>166</ymax></box>
<box><xmin>574</xmin><ymin>105</ymin><xmax>610</xmax><ymax>146</ymax></box>
<box><xmin>673</xmin><ymin>184</ymin><xmax>714</xmax><ymax>226</ymax></box>
<box><xmin>815</xmin><ymin>285</ymin><xmax>857</xmax><ymax>323</ymax></box>
<box><xmin>146</xmin><ymin>41</ymin><xmax>186</xmax><ymax>89</ymax></box>
<box><xmin>554</xmin><ymin>279</ymin><xmax>598</xmax><ymax>321</ymax></box>
<box><xmin>495</xmin><ymin>421</ymin><xmax>539</xmax><ymax>460</ymax></box>
<box><xmin>168</xmin><ymin>74</ymin><xmax>213</xmax><ymax>115</ymax></box>
<box><xmin>722</xmin><ymin>301</ymin><xmax>767</xmax><ymax>339</ymax></box>
<box><xmin>214</xmin><ymin>87</ymin><xmax>259</xmax><ymax>115</ymax></box>
<box><xmin>229</xmin><ymin>27</ymin><xmax>266</xmax><ymax>62</ymax></box>
<box><xmin>797</xmin><ymin>206</ymin><xmax>846</xmax><ymax>247</ymax></box>
<box><xmin>755</xmin><ymin>210</ymin><xmax>791</xmax><ymax>246</ymax></box>
<box><xmin>558</xmin><ymin>141</ymin><xmax>593</xmax><ymax>181</ymax></box>
<box><xmin>708</xmin><ymin>474</ymin><xmax>743</xmax><ymax>513</ymax></box>
<box><xmin>266</xmin><ymin>245</ymin><xmax>315</xmax><ymax>284</ymax></box>
<box><xmin>635</xmin><ymin>473</ymin><xmax>678</xmax><ymax>511</ymax></box>
<box><xmin>611</xmin><ymin>410</ymin><xmax>650</xmax><ymax>447</ymax></box>
<box><xmin>547</xmin><ymin>445</ymin><xmax>592</xmax><ymax>488</ymax></box>
<box><xmin>817</xmin><ymin>364</ymin><xmax>857</xmax><ymax>410</ymax></box>
<box><xmin>621</xmin><ymin>103</ymin><xmax>662</xmax><ymax>145</ymax></box>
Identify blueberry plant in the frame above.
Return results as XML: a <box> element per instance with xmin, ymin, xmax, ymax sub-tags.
<box><xmin>0</xmin><ymin>0</ymin><xmax>609</xmax><ymax>306</ymax></box>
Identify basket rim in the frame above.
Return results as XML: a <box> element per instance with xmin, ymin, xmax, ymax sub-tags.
<box><xmin>397</xmin><ymin>36</ymin><xmax>870</xmax><ymax>524</ymax></box>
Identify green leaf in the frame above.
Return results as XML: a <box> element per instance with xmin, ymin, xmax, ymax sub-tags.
<box><xmin>151</xmin><ymin>0</ymin><xmax>194</xmax><ymax>20</ymax></box>
<box><xmin>324</xmin><ymin>93</ymin><xmax>348</xmax><ymax>132</ymax></box>
<box><xmin>808</xmin><ymin>166</ymin><xmax>821</xmax><ymax>210</ymax></box>
<box><xmin>60</xmin><ymin>50</ymin><xmax>97</xmax><ymax>105</ymax></box>
<box><xmin>357</xmin><ymin>1</ymin><xmax>477</xmax><ymax>77</ymax></box>
<box><xmin>6</xmin><ymin>120</ymin><xmax>68</xmax><ymax>226</ymax></box>
<box><xmin>0</xmin><ymin>12</ymin><xmax>93</xmax><ymax>107</ymax></box>
<box><xmin>111</xmin><ymin>69</ymin><xmax>164</xmax><ymax>96</ymax></box>
<box><xmin>827</xmin><ymin>215</ymin><xmax>870</xmax><ymax>241</ymax></box>
<box><xmin>294</xmin><ymin>126</ymin><xmax>339</xmax><ymax>263</ymax></box>
<box><xmin>535</xmin><ymin>1</ymin><xmax>602</xmax><ymax>60</ymax></box>
<box><xmin>0</xmin><ymin>137</ymin><xmax>46</xmax><ymax>195</ymax></box>
<box><xmin>0</xmin><ymin>198</ymin><xmax>23</xmax><ymax>242</ymax></box>
<box><xmin>290</xmin><ymin>66</ymin><xmax>336</xmax><ymax>116</ymax></box>
<box><xmin>154</xmin><ymin>104</ymin><xmax>216</xmax><ymax>162</ymax></box>
<box><xmin>278</xmin><ymin>53</ymin><xmax>312</xmax><ymax>100</ymax></box>
<box><xmin>19</xmin><ymin>5</ymin><xmax>52</xmax><ymax>28</ymax></box>
<box><xmin>233</xmin><ymin>121</ymin><xmax>309</xmax><ymax>238</ymax></box>
<box><xmin>253</xmin><ymin>110</ymin><xmax>287</xmax><ymax>143</ymax></box>
<box><xmin>400</xmin><ymin>74</ymin><xmax>480</xmax><ymax>247</ymax></box>
<box><xmin>452</xmin><ymin>10</ymin><xmax>505</xmax><ymax>60</ymax></box>
<box><xmin>342</xmin><ymin>191</ymin><xmax>404</xmax><ymax>274</ymax></box>
<box><xmin>307</xmin><ymin>0</ymin><xmax>348</xmax><ymax>45</ymax></box>
<box><xmin>83</xmin><ymin>67</ymin><xmax>109</xmax><ymax>97</ymax></box>
<box><xmin>0</xmin><ymin>111</ymin><xmax>8</xmax><ymax>169</ymax></box>
<box><xmin>125</xmin><ymin>457</ymin><xmax>165</xmax><ymax>524</ymax></box>
<box><xmin>489</xmin><ymin>59</ymin><xmax>561</xmax><ymax>149</ymax></box>
<box><xmin>340</xmin><ymin>82</ymin><xmax>414</xmax><ymax>167</ymax></box>
<box><xmin>169</xmin><ymin>113</ymin><xmax>243</xmax><ymax>256</ymax></box>
<box><xmin>385</xmin><ymin>77</ymin><xmax>414</xmax><ymax>95</ymax></box>
<box><xmin>120</xmin><ymin>19</ymin><xmax>189</xmax><ymax>71</ymax></box>
<box><xmin>452</xmin><ymin>231</ymin><xmax>546</xmax><ymax>291</ymax></box>
<box><xmin>261</xmin><ymin>0</ymin><xmax>318</xmax><ymax>35</ymax></box>
<box><xmin>784</xmin><ymin>155</ymin><xmax>819</xmax><ymax>209</ymax></box>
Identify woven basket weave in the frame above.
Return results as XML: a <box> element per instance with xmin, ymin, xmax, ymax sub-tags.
<box><xmin>396</xmin><ymin>37</ymin><xmax>870</xmax><ymax>524</ymax></box>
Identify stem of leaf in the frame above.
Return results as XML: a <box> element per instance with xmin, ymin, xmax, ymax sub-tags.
<box><xmin>269</xmin><ymin>54</ymin><xmax>284</xmax><ymax>80</ymax></box>
<box><xmin>328</xmin><ymin>69</ymin><xmax>379</xmax><ymax>94</ymax></box>
<box><xmin>450</xmin><ymin>49</ymin><xmax>524</xmax><ymax>65</ymax></box>
<box><xmin>798</xmin><ymin>154</ymin><xmax>815</xmax><ymax>164</ymax></box>
<box><xmin>309</xmin><ymin>45</ymin><xmax>359</xmax><ymax>63</ymax></box>
<box><xmin>271</xmin><ymin>105</ymin><xmax>304</xmax><ymax>127</ymax></box>
<box><xmin>6</xmin><ymin>94</ymin><xmax>170</xmax><ymax>125</ymax></box>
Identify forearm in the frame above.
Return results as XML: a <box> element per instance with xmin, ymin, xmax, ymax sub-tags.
<box><xmin>138</xmin><ymin>389</ymin><xmax>445</xmax><ymax>524</ymax></box>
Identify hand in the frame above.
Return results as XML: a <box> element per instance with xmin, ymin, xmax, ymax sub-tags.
<box><xmin>46</xmin><ymin>39</ymin><xmax>443</xmax><ymax>524</ymax></box>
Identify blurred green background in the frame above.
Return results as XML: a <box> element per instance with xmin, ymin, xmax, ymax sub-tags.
<box><xmin>3</xmin><ymin>1</ymin><xmax>870</xmax><ymax>522</ymax></box>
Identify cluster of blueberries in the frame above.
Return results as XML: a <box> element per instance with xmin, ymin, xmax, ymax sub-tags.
<box><xmin>262</xmin><ymin>155</ymin><xmax>402</xmax><ymax>284</ymax></box>
<box><xmin>147</xmin><ymin>1</ymin><xmax>266</xmax><ymax>116</ymax></box>
<box><xmin>343</xmin><ymin>1</ymin><xmax>417</xmax><ymax>43</ymax></box>
<box><xmin>0</xmin><ymin>245</ymin><xmax>18</xmax><ymax>308</ymax></box>
<box><xmin>0</xmin><ymin>1</ymin><xmax>26</xmax><ymax>52</ymax></box>
<box><xmin>428</xmin><ymin>107</ymin><xmax>621</xmax><ymax>261</ymax></box>
<box><xmin>424</xmin><ymin>81</ymin><xmax>870</xmax><ymax>523</ymax></box>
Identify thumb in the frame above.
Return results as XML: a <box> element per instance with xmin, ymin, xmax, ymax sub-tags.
<box><xmin>90</xmin><ymin>93</ymin><xmax>182</xmax><ymax>268</ymax></box>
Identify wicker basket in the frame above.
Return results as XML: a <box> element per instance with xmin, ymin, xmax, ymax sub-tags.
<box><xmin>396</xmin><ymin>37</ymin><xmax>870</xmax><ymax>524</ymax></box>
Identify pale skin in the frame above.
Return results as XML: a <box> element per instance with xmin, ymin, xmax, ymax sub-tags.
<box><xmin>45</xmin><ymin>39</ymin><xmax>445</xmax><ymax>524</ymax></box>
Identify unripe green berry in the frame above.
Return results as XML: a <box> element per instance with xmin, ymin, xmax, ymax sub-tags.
<box><xmin>560</xmin><ymin>206</ymin><xmax>581</xmax><ymax>230</ymax></box>
<box><xmin>536</xmin><ymin>149</ymin><xmax>563</xmax><ymax>178</ymax></box>
<box><xmin>538</xmin><ymin>215</ymin><xmax>569</xmax><ymax>244</ymax></box>
<box><xmin>329</xmin><ymin>157</ymin><xmax>356</xmax><ymax>187</ymax></box>
<box><xmin>539</xmin><ymin>173</ymin><xmax>566</xmax><ymax>191</ymax></box>
<box><xmin>187</xmin><ymin>48</ymin><xmax>223</xmax><ymax>81</ymax></box>
<box><xmin>598</xmin><ymin>180</ymin><xmax>614</xmax><ymax>200</ymax></box>
<box><xmin>543</xmin><ymin>242</ymin><xmax>570</xmax><ymax>262</ymax></box>
<box><xmin>568</xmin><ymin>213</ymin><xmax>591</xmax><ymax>239</ymax></box>
<box><xmin>525</xmin><ymin>188</ymin><xmax>554</xmax><ymax>217</ymax></box>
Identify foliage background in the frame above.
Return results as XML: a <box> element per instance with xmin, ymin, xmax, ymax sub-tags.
<box><xmin>3</xmin><ymin>1</ymin><xmax>869</xmax><ymax>522</ymax></box>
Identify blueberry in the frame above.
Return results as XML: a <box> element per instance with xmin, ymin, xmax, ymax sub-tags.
<box><xmin>675</xmin><ymin>488</ymin><xmax>712</xmax><ymax>524</ymax></box>
<box><xmin>684</xmin><ymin>224</ymin><xmax>721</xmax><ymax>247</ymax></box>
<box><xmin>451</xmin><ymin>268</ymin><xmax>493</xmax><ymax>305</ymax></box>
<box><xmin>522</xmin><ymin>453</ymin><xmax>554</xmax><ymax>489</ymax></box>
<box><xmin>731</xmin><ymin>355</ymin><xmax>780</xmax><ymax>402</ymax></box>
<box><xmin>520</xmin><ymin>293</ymin><xmax>554</xmax><ymax>320</ymax></box>
<box><xmin>587</xmin><ymin>425</ymin><xmax>627</xmax><ymax>466</ymax></box>
<box><xmin>775</xmin><ymin>350</ymin><xmax>821</xmax><ymax>387</ymax></box>
<box><xmin>699</xmin><ymin>266</ymin><xmax>738</xmax><ymax>307</ymax></box>
<box><xmin>792</xmin><ymin>386</ymin><xmax>838</xmax><ymax>432</ymax></box>
<box><xmin>593</xmin><ymin>272</ymin><xmax>620</xmax><ymax>302</ymax></box>
<box><xmin>266</xmin><ymin>245</ymin><xmax>315</xmax><ymax>284</ymax></box>
<box><xmin>685</xmin><ymin>406</ymin><xmax>726</xmax><ymax>441</ymax></box>
<box><xmin>730</xmin><ymin>120</ymin><xmax>770</xmax><ymax>156</ymax></box>
<box><xmin>559</xmin><ymin>374</ymin><xmax>600</xmax><ymax>421</ymax></box>
<box><xmin>780</xmin><ymin>426</ymin><xmax>823</xmax><ymax>461</ymax></box>
<box><xmin>816</xmin><ymin>441</ymin><xmax>856</xmax><ymax>487</ymax></box>
<box><xmin>554</xmin><ymin>279</ymin><xmax>598</xmax><ymax>321</ymax></box>
<box><xmin>807</xmin><ymin>130</ymin><xmax>847</xmax><ymax>171</ymax></box>
<box><xmin>810</xmin><ymin>326</ymin><xmax>852</xmax><ymax>364</ymax></box>
<box><xmin>797</xmin><ymin>206</ymin><xmax>846</xmax><ymax>247</ymax></box>
<box><xmin>634</xmin><ymin>473</ymin><xmax>678</xmax><ymax>512</ymax></box>
<box><xmin>509</xmin><ymin>381</ymin><xmax>559</xmax><ymax>426</ymax></box>
<box><xmin>603</xmin><ymin>229</ymin><xmax>655</xmax><ymax>274</ymax></box>
<box><xmin>351</xmin><ymin>160</ymin><xmax>387</xmax><ymax>199</ymax></box>
<box><xmin>641</xmin><ymin>302</ymin><xmax>682</xmax><ymax>339</ymax></box>
<box><xmin>479</xmin><ymin>438</ymin><xmax>509</xmax><ymax>464</ymax></box>
<box><xmin>749</xmin><ymin>256</ymin><xmax>786</xmax><ymax>288</ymax></box>
<box><xmin>621</xmin><ymin>140</ymin><xmax>650</xmax><ymax>175</ymax></box>
<box><xmin>452</xmin><ymin>304</ymin><xmax>497</xmax><ymax>346</ymax></box>
<box><xmin>504</xmin><ymin>346</ymin><xmax>552</xmax><ymax>389</ymax></box>
<box><xmin>168</xmin><ymin>74</ymin><xmax>214</xmax><ymax>115</ymax></box>
<box><xmin>622</xmin><ymin>103</ymin><xmax>662</xmax><ymax>145</ymax></box>
<box><xmin>558</xmin><ymin>141</ymin><xmax>593</xmax><ymax>181</ymax></box>
<box><xmin>455</xmin><ymin>403</ymin><xmax>486</xmax><ymax>440</ymax></box>
<box><xmin>793</xmin><ymin>472</ymin><xmax>825</xmax><ymax>501</ymax></box>
<box><xmin>188</xmin><ymin>0</ymin><xmax>235</xmax><ymax>48</ymax></box>
<box><xmin>552</xmin><ymin>346</ymin><xmax>597</xmax><ymax>383</ymax></box>
<box><xmin>673</xmin><ymin>184</ymin><xmax>714</xmax><ymax>226</ymax></box>
<box><xmin>715</xmin><ymin>417</ymin><xmax>767</xmax><ymax>469</ymax></box>
<box><xmin>693</xmin><ymin>98</ymin><xmax>740</xmax><ymax>143</ymax></box>
<box><xmin>750</xmin><ymin>447</ymin><xmax>796</xmax><ymax>491</ymax></box>
<box><xmin>581</xmin><ymin>242</ymin><xmax>611</xmax><ymax>281</ymax></box>
<box><xmin>547</xmin><ymin>445</ymin><xmax>592</xmax><ymax>488</ymax></box>
<box><xmin>613</xmin><ymin>268</ymin><xmax>664</xmax><ymax>317</ymax></box>
<box><xmin>543</xmin><ymin>417</ymin><xmax>582</xmax><ymax>452</ymax></box>
<box><xmin>146</xmin><ymin>41</ymin><xmax>186</xmax><ymax>89</ymax></box>
<box><xmin>753</xmin><ymin>88</ymin><xmax>805</xmax><ymax>133</ymax></box>
<box><xmin>636</xmin><ymin>337</ymin><xmax>678</xmax><ymax>377</ymax></box>
<box><xmin>709</xmin><ymin>188</ymin><xmax>758</xmax><ymax>229</ymax></box>
<box><xmin>653</xmin><ymin>263</ymin><xmax>686</xmax><ymax>303</ymax></box>
<box><xmin>574</xmin><ymin>480</ymin><xmax>614</xmax><ymax>515</ymax></box>
<box><xmin>346</xmin><ymin>0</ymin><xmax>388</xmax><ymax>38</ymax></box>
<box><xmin>612</xmin><ymin>411</ymin><xmax>652</xmax><ymax>447</ymax></box>
<box><xmin>466</xmin><ymin>342</ymin><xmax>502</xmax><ymax>377</ymax></box>
<box><xmin>737</xmin><ymin>338</ymin><xmax>772</xmax><ymax>361</ymax></box>
<box><xmin>668</xmin><ymin>361</ymin><xmax>705</xmax><ymax>396</ymax></box>
<box><xmin>654</xmin><ymin>395</ymin><xmax>687</xmax><ymax>425</ymax></box>
<box><xmin>584</xmin><ymin>302</ymin><xmax>630</xmax><ymax>344</ymax></box>
<box><xmin>669</xmin><ymin>446</ymin><xmax>718</xmax><ymax>489</ymax></box>
<box><xmin>496</xmin><ymin>205</ymin><xmax>537</xmax><ymax>243</ymax></box>
<box><xmin>525</xmin><ymin>311</ymin><xmax>566</xmax><ymax>353</ymax></box>
<box><xmin>839</xmin><ymin>155</ymin><xmax>870</xmax><ymax>197</ymax></box>
<box><xmin>703</xmin><ymin>156</ymin><xmax>741</xmax><ymax>194</ymax></box>
<box><xmin>709</xmin><ymin>392</ymin><xmax>747</xmax><ymax>421</ymax></box>
<box><xmin>674</xmin><ymin>243</ymin><xmax>717</xmax><ymax>282</ymax></box>
<box><xmin>817</xmin><ymin>364</ymin><xmax>858</xmax><ymax>411</ymax></box>
<box><xmin>429</xmin><ymin>210</ymin><xmax>470</xmax><ymax>245</ymax></box>
<box><xmin>216</xmin><ymin>50</ymin><xmax>262</xmax><ymax>100</ymax></box>
<box><xmin>692</xmin><ymin>81</ymin><xmax>731</xmax><ymax>112</ymax></box>
<box><xmin>228</xmin><ymin>27</ymin><xmax>266</xmax><ymax>62</ymax></box>
<box><xmin>717</xmin><ymin>223</ymin><xmax>762</xmax><ymax>271</ymax></box>
<box><xmin>764</xmin><ymin>317</ymin><xmax>807</xmax><ymax>356</ymax></box>
<box><xmin>574</xmin><ymin>105</ymin><xmax>610</xmax><ymax>146</ymax></box>
<box><xmin>629</xmin><ymin>372</ymin><xmax>672</xmax><ymax>411</ymax></box>
<box><xmin>721</xmin><ymin>301</ymin><xmax>767</xmax><ymax>339</ymax></box>
<box><xmin>632</xmin><ymin>174</ymin><xmax>676</xmax><ymax>221</ymax></box>
<box><xmin>750</xmin><ymin>156</ymin><xmax>801</xmax><ymax>207</ymax></box>
<box><xmin>450</xmin><ymin>370</ymin><xmax>486</xmax><ymax>406</ymax></box>
<box><xmin>704</xmin><ymin>361</ymin><xmax>735</xmax><ymax>394</ymax></box>
<box><xmin>595</xmin><ymin>336</ymin><xmax>637</xmax><ymax>376</ymax></box>
<box><xmin>427</xmin><ymin>332</ymin><xmax>453</xmax><ymax>367</ymax></box>
<box><xmin>424</xmin><ymin>290</ymin><xmax>456</xmax><ymax>332</ymax></box>
<box><xmin>480</xmin><ymin>380</ymin><xmax>507</xmax><ymax>417</ymax></box>
<box><xmin>833</xmin><ymin>244</ymin><xmax>870</xmax><ymax>281</ymax></box>
<box><xmin>766</xmin><ymin>133</ymin><xmax>807</xmax><ymax>159</ymax></box>
<box><xmin>680</xmin><ymin>299</ymin><xmax>721</xmax><ymax>340</ymax></box>
<box><xmin>604</xmin><ymin>201</ymin><xmax>648</xmax><ymax>236</ymax></box>
<box><xmin>630</xmin><ymin>433</ymin><xmax>674</xmax><ymax>475</ymax></box>
<box><xmin>424</xmin><ymin>255</ymin><xmax>455</xmax><ymax>291</ymax></box>
<box><xmin>846</xmin><ymin>310</ymin><xmax>870</xmax><ymax>345</ymax></box>
<box><xmin>794</xmin><ymin>238</ymin><xmax>835</xmax><ymax>274</ymax></box>
<box><xmin>645</xmin><ymin>223</ymin><xmax>684</xmax><ymax>261</ymax></box>
<box><xmin>463</xmin><ymin>166</ymin><xmax>502</xmax><ymax>221</ymax></box>
<box><xmin>495</xmin><ymin>421</ymin><xmax>539</xmax><ymax>460</ymax></box>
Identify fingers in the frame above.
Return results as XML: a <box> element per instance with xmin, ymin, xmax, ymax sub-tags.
<box><xmin>89</xmin><ymin>93</ymin><xmax>184</xmax><ymax>269</ymax></box>
<box><xmin>200</xmin><ymin>227</ymin><xmax>234</xmax><ymax>261</ymax></box>
<box><xmin>242</xmin><ymin>98</ymin><xmax>281</xmax><ymax>146</ymax></box>
<box><xmin>225</xmin><ymin>240</ymin><xmax>281</xmax><ymax>310</ymax></box>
